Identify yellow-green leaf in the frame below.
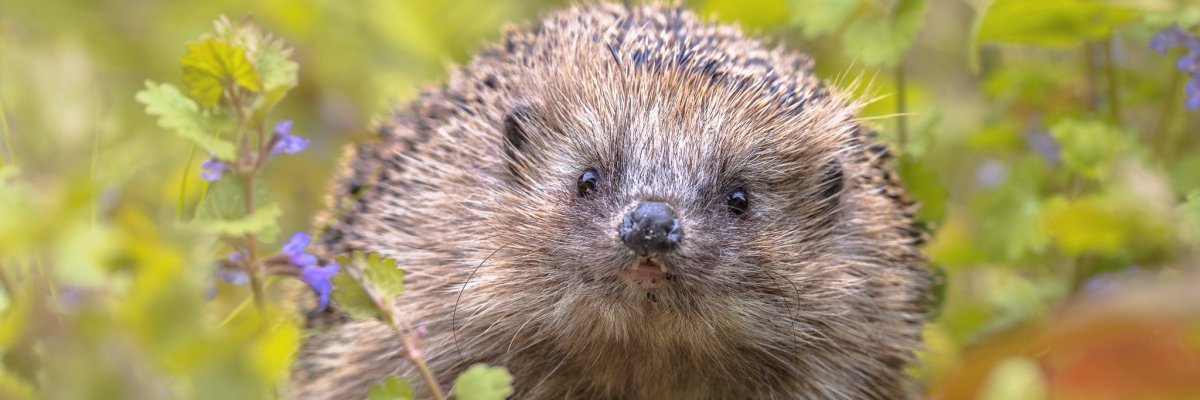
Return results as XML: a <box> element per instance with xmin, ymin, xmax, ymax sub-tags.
<box><xmin>367</xmin><ymin>376</ymin><xmax>413</xmax><ymax>400</ymax></box>
<box><xmin>789</xmin><ymin>0</ymin><xmax>863</xmax><ymax>38</ymax></box>
<box><xmin>331</xmin><ymin>252</ymin><xmax>405</xmax><ymax>321</ymax></box>
<box><xmin>453</xmin><ymin>364</ymin><xmax>513</xmax><ymax>400</ymax></box>
<box><xmin>974</xmin><ymin>0</ymin><xmax>1139</xmax><ymax>48</ymax></box>
<box><xmin>841</xmin><ymin>0</ymin><xmax>928</xmax><ymax>67</ymax></box>
<box><xmin>199</xmin><ymin>203</ymin><xmax>281</xmax><ymax>242</ymax></box>
<box><xmin>180</xmin><ymin>38</ymin><xmax>263</xmax><ymax>108</ymax></box>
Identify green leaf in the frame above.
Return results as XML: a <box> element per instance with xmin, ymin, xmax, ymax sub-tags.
<box><xmin>330</xmin><ymin>270</ymin><xmax>378</xmax><ymax>320</ymax></box>
<box><xmin>251</xmin><ymin>314</ymin><xmax>301</xmax><ymax>384</ymax></box>
<box><xmin>971</xmin><ymin>158</ymin><xmax>1052</xmax><ymax>262</ymax></box>
<box><xmin>453</xmin><ymin>364</ymin><xmax>513</xmax><ymax>400</ymax></box>
<box><xmin>841</xmin><ymin>0</ymin><xmax>928</xmax><ymax>67</ymax></box>
<box><xmin>1180</xmin><ymin>191</ymin><xmax>1200</xmax><ymax>241</ymax></box>
<box><xmin>195</xmin><ymin>175</ymin><xmax>268</xmax><ymax>221</ymax></box>
<box><xmin>199</xmin><ymin>203</ymin><xmax>281</xmax><ymax>242</ymax></box>
<box><xmin>974</xmin><ymin>0</ymin><xmax>1139</xmax><ymax>48</ymax></box>
<box><xmin>898</xmin><ymin>154</ymin><xmax>948</xmax><ymax>224</ymax></box>
<box><xmin>135</xmin><ymin>81</ymin><xmax>237</xmax><ymax>160</ymax></box>
<box><xmin>1048</xmin><ymin>119</ymin><xmax>1128</xmax><ymax>180</ymax></box>
<box><xmin>0</xmin><ymin>366</ymin><xmax>35</xmax><ymax>400</ymax></box>
<box><xmin>256</xmin><ymin>43</ymin><xmax>298</xmax><ymax>92</ymax></box>
<box><xmin>180</xmin><ymin>38</ymin><xmax>263</xmax><ymax>108</ymax></box>
<box><xmin>367</xmin><ymin>376</ymin><xmax>413</xmax><ymax>400</ymax></box>
<box><xmin>193</xmin><ymin>175</ymin><xmax>278</xmax><ymax>240</ymax></box>
<box><xmin>697</xmin><ymin>0</ymin><xmax>789</xmax><ymax>30</ymax></box>
<box><xmin>361</xmin><ymin>252</ymin><xmax>404</xmax><ymax>299</ymax></box>
<box><xmin>1042</xmin><ymin>194</ymin><xmax>1171</xmax><ymax>257</ymax></box>
<box><xmin>331</xmin><ymin>252</ymin><xmax>405</xmax><ymax>320</ymax></box>
<box><xmin>789</xmin><ymin>0</ymin><xmax>862</xmax><ymax>38</ymax></box>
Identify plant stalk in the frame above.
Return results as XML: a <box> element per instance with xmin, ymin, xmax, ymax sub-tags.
<box><xmin>894</xmin><ymin>63</ymin><xmax>908</xmax><ymax>150</ymax></box>
<box><xmin>1103</xmin><ymin>36</ymin><xmax>1122</xmax><ymax>125</ymax></box>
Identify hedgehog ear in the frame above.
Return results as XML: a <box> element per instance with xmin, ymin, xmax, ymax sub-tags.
<box><xmin>502</xmin><ymin>104</ymin><xmax>537</xmax><ymax>182</ymax></box>
<box><xmin>817</xmin><ymin>158</ymin><xmax>844</xmax><ymax>201</ymax></box>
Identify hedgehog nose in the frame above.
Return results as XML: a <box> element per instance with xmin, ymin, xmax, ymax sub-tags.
<box><xmin>618</xmin><ymin>202</ymin><xmax>683</xmax><ymax>254</ymax></box>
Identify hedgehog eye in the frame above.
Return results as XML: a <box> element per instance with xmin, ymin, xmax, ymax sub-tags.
<box><xmin>577</xmin><ymin>169</ymin><xmax>600</xmax><ymax>197</ymax></box>
<box><xmin>725</xmin><ymin>188</ymin><xmax>749</xmax><ymax>216</ymax></box>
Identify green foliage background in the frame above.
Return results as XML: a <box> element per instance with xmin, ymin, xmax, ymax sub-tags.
<box><xmin>3</xmin><ymin>0</ymin><xmax>1200</xmax><ymax>398</ymax></box>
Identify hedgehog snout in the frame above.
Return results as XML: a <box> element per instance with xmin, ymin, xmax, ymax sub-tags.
<box><xmin>617</xmin><ymin>201</ymin><xmax>683</xmax><ymax>255</ymax></box>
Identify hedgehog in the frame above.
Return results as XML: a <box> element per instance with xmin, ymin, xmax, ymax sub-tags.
<box><xmin>292</xmin><ymin>3</ymin><xmax>930</xmax><ymax>399</ymax></box>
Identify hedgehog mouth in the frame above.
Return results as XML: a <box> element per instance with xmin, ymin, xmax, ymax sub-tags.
<box><xmin>619</xmin><ymin>256</ymin><xmax>669</xmax><ymax>289</ymax></box>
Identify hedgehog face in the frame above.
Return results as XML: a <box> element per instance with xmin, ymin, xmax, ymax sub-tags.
<box><xmin>496</xmin><ymin>68</ymin><xmax>858</xmax><ymax>323</ymax></box>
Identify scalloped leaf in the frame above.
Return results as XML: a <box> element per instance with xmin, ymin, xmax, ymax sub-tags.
<box><xmin>453</xmin><ymin>364</ymin><xmax>513</xmax><ymax>400</ymax></box>
<box><xmin>331</xmin><ymin>252</ymin><xmax>405</xmax><ymax>320</ymax></box>
<box><xmin>180</xmin><ymin>38</ymin><xmax>262</xmax><ymax>108</ymax></box>
<box><xmin>135</xmin><ymin>81</ymin><xmax>236</xmax><ymax>160</ymax></box>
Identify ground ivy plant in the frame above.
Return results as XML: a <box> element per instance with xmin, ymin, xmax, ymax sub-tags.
<box><xmin>136</xmin><ymin>16</ymin><xmax>513</xmax><ymax>400</ymax></box>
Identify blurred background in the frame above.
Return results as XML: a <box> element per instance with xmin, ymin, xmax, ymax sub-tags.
<box><xmin>2</xmin><ymin>0</ymin><xmax>1200</xmax><ymax>398</ymax></box>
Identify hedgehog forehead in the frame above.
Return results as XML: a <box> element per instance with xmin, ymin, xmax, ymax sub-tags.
<box><xmin>532</xmin><ymin>64</ymin><xmax>852</xmax><ymax>178</ymax></box>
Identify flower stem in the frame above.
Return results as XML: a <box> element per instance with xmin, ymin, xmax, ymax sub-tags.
<box><xmin>402</xmin><ymin>328</ymin><xmax>445</xmax><ymax>400</ymax></box>
<box><xmin>244</xmin><ymin>173</ymin><xmax>265</xmax><ymax>313</ymax></box>
<box><xmin>0</xmin><ymin>261</ymin><xmax>16</xmax><ymax>301</ymax></box>
<box><xmin>1084</xmin><ymin>41</ymin><xmax>1100</xmax><ymax>113</ymax></box>
<box><xmin>176</xmin><ymin>144</ymin><xmax>199</xmax><ymax>222</ymax></box>
<box><xmin>0</xmin><ymin>97</ymin><xmax>14</xmax><ymax>168</ymax></box>
<box><xmin>1103</xmin><ymin>35</ymin><xmax>1122</xmax><ymax>125</ymax></box>
<box><xmin>228</xmin><ymin>84</ymin><xmax>266</xmax><ymax>313</ymax></box>
<box><xmin>1153</xmin><ymin>68</ymin><xmax>1182</xmax><ymax>159</ymax></box>
<box><xmin>894</xmin><ymin>63</ymin><xmax>908</xmax><ymax>150</ymax></box>
<box><xmin>348</xmin><ymin>257</ymin><xmax>447</xmax><ymax>400</ymax></box>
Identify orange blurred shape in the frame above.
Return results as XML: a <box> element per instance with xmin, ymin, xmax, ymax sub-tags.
<box><xmin>930</xmin><ymin>274</ymin><xmax>1200</xmax><ymax>400</ymax></box>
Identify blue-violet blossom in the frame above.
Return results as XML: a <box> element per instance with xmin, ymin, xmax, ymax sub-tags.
<box><xmin>1151</xmin><ymin>24</ymin><xmax>1200</xmax><ymax>110</ymax></box>
<box><xmin>270</xmin><ymin>120</ymin><xmax>309</xmax><ymax>156</ymax></box>
<box><xmin>282</xmin><ymin>232</ymin><xmax>339</xmax><ymax>310</ymax></box>
<box><xmin>200</xmin><ymin>157</ymin><xmax>228</xmax><ymax>181</ymax></box>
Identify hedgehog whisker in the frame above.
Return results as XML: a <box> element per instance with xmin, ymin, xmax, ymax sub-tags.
<box><xmin>764</xmin><ymin>268</ymin><xmax>803</xmax><ymax>356</ymax></box>
<box><xmin>452</xmin><ymin>241</ymin><xmax>513</xmax><ymax>363</ymax></box>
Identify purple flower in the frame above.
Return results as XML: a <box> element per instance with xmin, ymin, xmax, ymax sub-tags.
<box><xmin>200</xmin><ymin>157</ymin><xmax>227</xmax><ymax>181</ymax></box>
<box><xmin>282</xmin><ymin>232</ymin><xmax>318</xmax><ymax>267</ymax></box>
<box><xmin>1176</xmin><ymin>52</ymin><xmax>1200</xmax><ymax>74</ymax></box>
<box><xmin>215</xmin><ymin>268</ymin><xmax>250</xmax><ymax>285</ymax></box>
<box><xmin>217</xmin><ymin>250</ymin><xmax>252</xmax><ymax>285</ymax></box>
<box><xmin>1151</xmin><ymin>24</ymin><xmax>1200</xmax><ymax>110</ymax></box>
<box><xmin>1150</xmin><ymin>24</ymin><xmax>1197</xmax><ymax>53</ymax></box>
<box><xmin>1186</xmin><ymin>80</ymin><xmax>1200</xmax><ymax>110</ymax></box>
<box><xmin>227</xmin><ymin>249</ymin><xmax>247</xmax><ymax>264</ymax></box>
<box><xmin>300</xmin><ymin>261</ymin><xmax>339</xmax><ymax>310</ymax></box>
<box><xmin>280</xmin><ymin>231</ymin><xmax>337</xmax><ymax>309</ymax></box>
<box><xmin>975</xmin><ymin>159</ymin><xmax>1008</xmax><ymax>189</ymax></box>
<box><xmin>1024</xmin><ymin>131</ymin><xmax>1061</xmax><ymax>165</ymax></box>
<box><xmin>270</xmin><ymin>119</ymin><xmax>309</xmax><ymax>156</ymax></box>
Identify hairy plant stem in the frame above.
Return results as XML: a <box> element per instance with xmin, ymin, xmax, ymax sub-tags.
<box><xmin>894</xmin><ymin>63</ymin><xmax>909</xmax><ymax>150</ymax></box>
<box><xmin>228</xmin><ymin>84</ymin><xmax>266</xmax><ymax>313</ymax></box>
